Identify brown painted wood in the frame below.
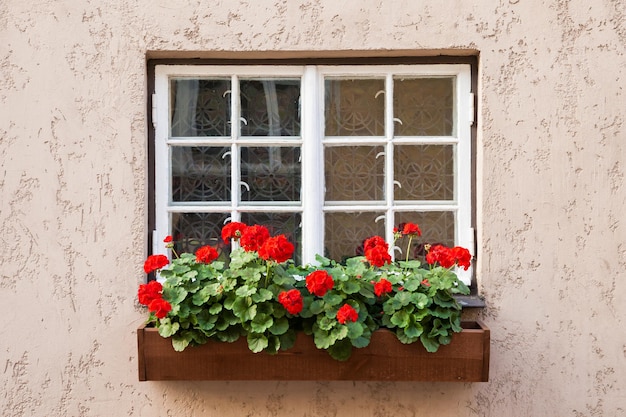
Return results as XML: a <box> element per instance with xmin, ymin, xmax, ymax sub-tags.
<box><xmin>137</xmin><ymin>321</ymin><xmax>489</xmax><ymax>382</ymax></box>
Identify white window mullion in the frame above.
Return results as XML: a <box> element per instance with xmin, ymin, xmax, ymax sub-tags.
<box><xmin>154</xmin><ymin>68</ymin><xmax>171</xmax><ymax>256</ymax></box>
<box><xmin>455</xmin><ymin>66</ymin><xmax>473</xmax><ymax>284</ymax></box>
<box><xmin>301</xmin><ymin>66</ymin><xmax>323</xmax><ymax>264</ymax></box>
<box><xmin>231</xmin><ymin>75</ymin><xmax>241</xmax><ymax>220</ymax></box>
<box><xmin>384</xmin><ymin>73</ymin><xmax>395</xmax><ymax>251</ymax></box>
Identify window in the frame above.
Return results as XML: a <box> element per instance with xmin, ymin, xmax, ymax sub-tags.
<box><xmin>152</xmin><ymin>63</ymin><xmax>474</xmax><ymax>283</ymax></box>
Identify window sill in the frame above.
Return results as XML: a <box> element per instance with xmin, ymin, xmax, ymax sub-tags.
<box><xmin>137</xmin><ymin>320</ymin><xmax>489</xmax><ymax>382</ymax></box>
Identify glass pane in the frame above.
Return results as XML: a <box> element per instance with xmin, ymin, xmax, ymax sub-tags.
<box><xmin>393</xmin><ymin>77</ymin><xmax>453</xmax><ymax>136</ymax></box>
<box><xmin>394</xmin><ymin>211</ymin><xmax>455</xmax><ymax>261</ymax></box>
<box><xmin>324</xmin><ymin>212</ymin><xmax>385</xmax><ymax>262</ymax></box>
<box><xmin>241</xmin><ymin>147</ymin><xmax>301</xmax><ymax>202</ymax></box>
<box><xmin>240</xmin><ymin>79</ymin><xmax>301</xmax><ymax>136</ymax></box>
<box><xmin>325</xmin><ymin>146</ymin><xmax>385</xmax><ymax>201</ymax></box>
<box><xmin>241</xmin><ymin>212</ymin><xmax>302</xmax><ymax>263</ymax></box>
<box><xmin>394</xmin><ymin>145</ymin><xmax>454</xmax><ymax>201</ymax></box>
<box><xmin>325</xmin><ymin>78</ymin><xmax>385</xmax><ymax>136</ymax></box>
<box><xmin>171</xmin><ymin>212</ymin><xmax>231</xmax><ymax>257</ymax></box>
<box><xmin>170</xmin><ymin>79</ymin><xmax>231</xmax><ymax>137</ymax></box>
<box><xmin>171</xmin><ymin>146</ymin><xmax>231</xmax><ymax>202</ymax></box>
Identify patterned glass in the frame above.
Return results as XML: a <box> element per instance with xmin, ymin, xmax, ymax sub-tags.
<box><xmin>393</xmin><ymin>77</ymin><xmax>454</xmax><ymax>136</ymax></box>
<box><xmin>324</xmin><ymin>78</ymin><xmax>385</xmax><ymax>136</ymax></box>
<box><xmin>171</xmin><ymin>212</ymin><xmax>231</xmax><ymax>256</ymax></box>
<box><xmin>324</xmin><ymin>212</ymin><xmax>385</xmax><ymax>262</ymax></box>
<box><xmin>394</xmin><ymin>145</ymin><xmax>454</xmax><ymax>201</ymax></box>
<box><xmin>240</xmin><ymin>80</ymin><xmax>301</xmax><ymax>137</ymax></box>
<box><xmin>325</xmin><ymin>146</ymin><xmax>385</xmax><ymax>201</ymax></box>
<box><xmin>171</xmin><ymin>146</ymin><xmax>231</xmax><ymax>202</ymax></box>
<box><xmin>394</xmin><ymin>211</ymin><xmax>455</xmax><ymax>261</ymax></box>
<box><xmin>241</xmin><ymin>212</ymin><xmax>302</xmax><ymax>263</ymax></box>
<box><xmin>170</xmin><ymin>79</ymin><xmax>231</xmax><ymax>137</ymax></box>
<box><xmin>241</xmin><ymin>147</ymin><xmax>301</xmax><ymax>202</ymax></box>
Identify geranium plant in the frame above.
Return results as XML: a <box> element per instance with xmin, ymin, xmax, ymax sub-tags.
<box><xmin>138</xmin><ymin>222</ymin><xmax>471</xmax><ymax>361</ymax></box>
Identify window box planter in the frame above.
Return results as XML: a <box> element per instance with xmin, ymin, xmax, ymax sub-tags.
<box><xmin>137</xmin><ymin>320</ymin><xmax>489</xmax><ymax>381</ymax></box>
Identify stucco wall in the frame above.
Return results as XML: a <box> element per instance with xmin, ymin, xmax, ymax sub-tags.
<box><xmin>1</xmin><ymin>1</ymin><xmax>625</xmax><ymax>416</ymax></box>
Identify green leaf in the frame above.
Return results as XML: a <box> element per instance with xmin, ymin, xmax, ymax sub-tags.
<box><xmin>162</xmin><ymin>287</ymin><xmax>188</xmax><ymax>305</ymax></box>
<box><xmin>236</xmin><ymin>285</ymin><xmax>257</xmax><ymax>297</ymax></box>
<box><xmin>269</xmin><ymin>316</ymin><xmax>289</xmax><ymax>335</ymax></box>
<box><xmin>192</xmin><ymin>287</ymin><xmax>212</xmax><ymax>305</ymax></box>
<box><xmin>313</xmin><ymin>330</ymin><xmax>333</xmax><ymax>349</ymax></box>
<box><xmin>411</xmin><ymin>292</ymin><xmax>429</xmax><ymax>309</ymax></box>
<box><xmin>172</xmin><ymin>334</ymin><xmax>192</xmax><ymax>352</ymax></box>
<box><xmin>251</xmin><ymin>313</ymin><xmax>273</xmax><ymax>333</ymax></box>
<box><xmin>318</xmin><ymin>316</ymin><xmax>335</xmax><ymax>331</ymax></box>
<box><xmin>247</xmin><ymin>333</ymin><xmax>269</xmax><ymax>353</ymax></box>
<box><xmin>340</xmin><ymin>280</ymin><xmax>360</xmax><ymax>294</ymax></box>
<box><xmin>157</xmin><ymin>319</ymin><xmax>180</xmax><ymax>338</ymax></box>
<box><xmin>309</xmin><ymin>299</ymin><xmax>325</xmax><ymax>315</ymax></box>
<box><xmin>346</xmin><ymin>321</ymin><xmax>364</xmax><ymax>339</ymax></box>
<box><xmin>251</xmin><ymin>288</ymin><xmax>273</xmax><ymax>303</ymax></box>
<box><xmin>278</xmin><ymin>329</ymin><xmax>297</xmax><ymax>350</ymax></box>
<box><xmin>420</xmin><ymin>333</ymin><xmax>440</xmax><ymax>352</ymax></box>
<box><xmin>322</xmin><ymin>292</ymin><xmax>343</xmax><ymax>306</ymax></box>
<box><xmin>390</xmin><ymin>310</ymin><xmax>410</xmax><ymax>328</ymax></box>
<box><xmin>331</xmin><ymin>324</ymin><xmax>349</xmax><ymax>341</ymax></box>
<box><xmin>209</xmin><ymin>303</ymin><xmax>223</xmax><ymax>314</ymax></box>
<box><xmin>404</xmin><ymin>321</ymin><xmax>423</xmax><ymax>338</ymax></box>
<box><xmin>327</xmin><ymin>338</ymin><xmax>353</xmax><ymax>361</ymax></box>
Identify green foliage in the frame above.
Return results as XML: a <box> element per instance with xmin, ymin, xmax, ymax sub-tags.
<box><xmin>144</xmin><ymin>226</ymin><xmax>471</xmax><ymax>362</ymax></box>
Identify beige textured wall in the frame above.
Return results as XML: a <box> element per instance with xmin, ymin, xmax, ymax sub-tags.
<box><xmin>1</xmin><ymin>1</ymin><xmax>625</xmax><ymax>416</ymax></box>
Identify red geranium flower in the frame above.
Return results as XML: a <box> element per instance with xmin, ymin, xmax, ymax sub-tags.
<box><xmin>363</xmin><ymin>236</ymin><xmax>386</xmax><ymax>252</ymax></box>
<box><xmin>374</xmin><ymin>278</ymin><xmax>393</xmax><ymax>297</ymax></box>
<box><xmin>239</xmin><ymin>225</ymin><xmax>270</xmax><ymax>252</ymax></box>
<box><xmin>137</xmin><ymin>280</ymin><xmax>163</xmax><ymax>305</ymax></box>
<box><xmin>163</xmin><ymin>235</ymin><xmax>173</xmax><ymax>243</ymax></box>
<box><xmin>336</xmin><ymin>304</ymin><xmax>358</xmax><ymax>324</ymax></box>
<box><xmin>258</xmin><ymin>234</ymin><xmax>294</xmax><ymax>263</ymax></box>
<box><xmin>425</xmin><ymin>245</ymin><xmax>455</xmax><ymax>268</ymax></box>
<box><xmin>148</xmin><ymin>298</ymin><xmax>172</xmax><ymax>319</ymax></box>
<box><xmin>365</xmin><ymin>245</ymin><xmax>392</xmax><ymax>267</ymax></box>
<box><xmin>305</xmin><ymin>270</ymin><xmax>334</xmax><ymax>297</ymax></box>
<box><xmin>196</xmin><ymin>245</ymin><xmax>219</xmax><ymax>264</ymax></box>
<box><xmin>221</xmin><ymin>222</ymin><xmax>248</xmax><ymax>244</ymax></box>
<box><xmin>278</xmin><ymin>289</ymin><xmax>303</xmax><ymax>315</ymax></box>
<box><xmin>143</xmin><ymin>254</ymin><xmax>169</xmax><ymax>274</ymax></box>
<box><xmin>452</xmin><ymin>246</ymin><xmax>472</xmax><ymax>270</ymax></box>
<box><xmin>421</xmin><ymin>279</ymin><xmax>431</xmax><ymax>287</ymax></box>
<box><xmin>401</xmin><ymin>222</ymin><xmax>422</xmax><ymax>237</ymax></box>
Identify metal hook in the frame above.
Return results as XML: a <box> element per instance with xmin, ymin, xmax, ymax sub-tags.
<box><xmin>374</xmin><ymin>90</ymin><xmax>385</xmax><ymax>99</ymax></box>
<box><xmin>222</xmin><ymin>151</ymin><xmax>231</xmax><ymax>159</ymax></box>
<box><xmin>375</xmin><ymin>152</ymin><xmax>385</xmax><ymax>159</ymax></box>
<box><xmin>393</xmin><ymin>118</ymin><xmax>403</xmax><ymax>125</ymax></box>
<box><xmin>374</xmin><ymin>215</ymin><xmax>385</xmax><ymax>223</ymax></box>
<box><xmin>393</xmin><ymin>180</ymin><xmax>402</xmax><ymax>189</ymax></box>
<box><xmin>240</xmin><ymin>117</ymin><xmax>248</xmax><ymax>126</ymax></box>
<box><xmin>240</xmin><ymin>181</ymin><xmax>250</xmax><ymax>192</ymax></box>
<box><xmin>222</xmin><ymin>90</ymin><xmax>232</xmax><ymax>98</ymax></box>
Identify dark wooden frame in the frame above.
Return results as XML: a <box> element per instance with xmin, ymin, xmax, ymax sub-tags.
<box><xmin>137</xmin><ymin>320</ymin><xmax>489</xmax><ymax>382</ymax></box>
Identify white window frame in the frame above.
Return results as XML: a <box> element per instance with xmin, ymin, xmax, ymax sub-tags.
<box><xmin>153</xmin><ymin>64</ymin><xmax>473</xmax><ymax>283</ymax></box>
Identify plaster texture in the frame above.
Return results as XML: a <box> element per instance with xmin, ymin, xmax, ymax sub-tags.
<box><xmin>1</xmin><ymin>1</ymin><xmax>625</xmax><ymax>416</ymax></box>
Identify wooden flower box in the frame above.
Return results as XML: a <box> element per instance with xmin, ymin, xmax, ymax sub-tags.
<box><xmin>137</xmin><ymin>320</ymin><xmax>489</xmax><ymax>382</ymax></box>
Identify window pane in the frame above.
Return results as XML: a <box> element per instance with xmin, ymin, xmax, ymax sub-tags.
<box><xmin>240</xmin><ymin>79</ymin><xmax>301</xmax><ymax>137</ymax></box>
<box><xmin>171</xmin><ymin>146</ymin><xmax>231</xmax><ymax>202</ymax></box>
<box><xmin>393</xmin><ymin>78</ymin><xmax>453</xmax><ymax>136</ymax></box>
<box><xmin>241</xmin><ymin>147</ymin><xmax>301</xmax><ymax>202</ymax></box>
<box><xmin>170</xmin><ymin>79</ymin><xmax>231</xmax><ymax>137</ymax></box>
<box><xmin>394</xmin><ymin>145</ymin><xmax>454</xmax><ymax>201</ymax></box>
<box><xmin>324</xmin><ymin>212</ymin><xmax>385</xmax><ymax>262</ymax></box>
<box><xmin>325</xmin><ymin>79</ymin><xmax>385</xmax><ymax>136</ymax></box>
<box><xmin>241</xmin><ymin>212</ymin><xmax>302</xmax><ymax>263</ymax></box>
<box><xmin>172</xmin><ymin>212</ymin><xmax>231</xmax><ymax>256</ymax></box>
<box><xmin>325</xmin><ymin>146</ymin><xmax>385</xmax><ymax>201</ymax></box>
<box><xmin>394</xmin><ymin>211</ymin><xmax>455</xmax><ymax>261</ymax></box>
